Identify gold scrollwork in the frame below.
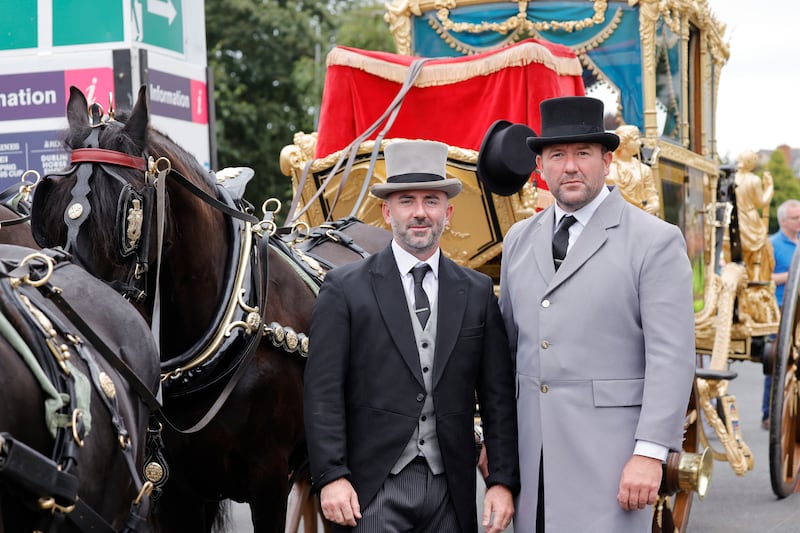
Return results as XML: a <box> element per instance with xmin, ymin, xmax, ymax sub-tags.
<box><xmin>223</xmin><ymin>290</ymin><xmax>262</xmax><ymax>336</ymax></box>
<box><xmin>436</xmin><ymin>1</ymin><xmax>608</xmax><ymax>35</ymax></box>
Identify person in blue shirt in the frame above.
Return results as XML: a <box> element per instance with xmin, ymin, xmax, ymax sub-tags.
<box><xmin>763</xmin><ymin>199</ymin><xmax>800</xmax><ymax>428</ymax></box>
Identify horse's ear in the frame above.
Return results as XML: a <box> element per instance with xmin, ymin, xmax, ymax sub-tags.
<box><xmin>123</xmin><ymin>86</ymin><xmax>149</xmax><ymax>146</ymax></box>
<box><xmin>66</xmin><ymin>86</ymin><xmax>89</xmax><ymax>128</ymax></box>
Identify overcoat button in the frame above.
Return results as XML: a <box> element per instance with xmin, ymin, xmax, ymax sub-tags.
<box><xmin>416</xmin><ymin>393</ymin><xmax>425</xmax><ymax>402</ymax></box>
<box><xmin>541</xmin><ymin>385</ymin><xmax>549</xmax><ymax>393</ymax></box>
<box><xmin>541</xmin><ymin>299</ymin><xmax>550</xmax><ymax>308</ymax></box>
<box><xmin>541</xmin><ymin>340</ymin><xmax>550</xmax><ymax>349</ymax></box>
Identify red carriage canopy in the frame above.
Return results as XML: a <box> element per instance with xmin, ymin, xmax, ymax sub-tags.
<box><xmin>314</xmin><ymin>38</ymin><xmax>585</xmax><ymax>159</ymax></box>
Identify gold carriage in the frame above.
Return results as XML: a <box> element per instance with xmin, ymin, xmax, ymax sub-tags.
<box><xmin>281</xmin><ymin>2</ymin><xmax>797</xmax><ymax>531</ymax></box>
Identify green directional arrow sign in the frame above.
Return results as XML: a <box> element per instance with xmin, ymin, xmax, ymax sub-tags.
<box><xmin>53</xmin><ymin>0</ymin><xmax>124</xmax><ymax>46</ymax></box>
<box><xmin>134</xmin><ymin>0</ymin><xmax>184</xmax><ymax>54</ymax></box>
<box><xmin>0</xmin><ymin>0</ymin><xmax>37</xmax><ymax>50</ymax></box>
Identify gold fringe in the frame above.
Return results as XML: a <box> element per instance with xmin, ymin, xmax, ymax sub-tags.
<box><xmin>326</xmin><ymin>42</ymin><xmax>583</xmax><ymax>87</ymax></box>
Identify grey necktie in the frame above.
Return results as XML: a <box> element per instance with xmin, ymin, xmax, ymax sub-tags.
<box><xmin>411</xmin><ymin>264</ymin><xmax>431</xmax><ymax>328</ymax></box>
<box><xmin>553</xmin><ymin>215</ymin><xmax>577</xmax><ymax>270</ymax></box>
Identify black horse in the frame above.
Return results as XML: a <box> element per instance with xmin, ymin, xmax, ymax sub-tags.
<box><xmin>31</xmin><ymin>86</ymin><xmax>390</xmax><ymax>532</ymax></box>
<box><xmin>0</xmin><ymin>238</ymin><xmax>160</xmax><ymax>531</ymax></box>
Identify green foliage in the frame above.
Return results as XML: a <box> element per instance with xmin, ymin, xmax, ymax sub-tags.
<box><xmin>205</xmin><ymin>0</ymin><xmax>394</xmax><ymax>208</ymax></box>
<box><xmin>766</xmin><ymin>150</ymin><xmax>800</xmax><ymax>233</ymax></box>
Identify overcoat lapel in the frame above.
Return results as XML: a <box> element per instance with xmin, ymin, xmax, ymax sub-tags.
<box><xmin>531</xmin><ymin>205</ymin><xmax>556</xmax><ymax>281</ymax></box>
<box><xmin>545</xmin><ymin>190</ymin><xmax>625</xmax><ymax>295</ymax></box>
<box><xmin>433</xmin><ymin>256</ymin><xmax>468</xmax><ymax>387</ymax></box>
<box><xmin>371</xmin><ymin>247</ymin><xmax>425</xmax><ymax>387</ymax></box>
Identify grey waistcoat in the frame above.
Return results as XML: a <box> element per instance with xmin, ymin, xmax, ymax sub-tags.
<box><xmin>390</xmin><ymin>296</ymin><xmax>444</xmax><ymax>475</ymax></box>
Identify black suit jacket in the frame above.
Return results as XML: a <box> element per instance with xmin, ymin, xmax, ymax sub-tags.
<box><xmin>304</xmin><ymin>245</ymin><xmax>519</xmax><ymax>532</ymax></box>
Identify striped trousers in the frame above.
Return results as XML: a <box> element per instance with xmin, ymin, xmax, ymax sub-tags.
<box><xmin>333</xmin><ymin>457</ymin><xmax>461</xmax><ymax>533</ymax></box>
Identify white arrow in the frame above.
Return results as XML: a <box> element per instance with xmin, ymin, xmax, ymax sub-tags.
<box><xmin>133</xmin><ymin>0</ymin><xmax>143</xmax><ymax>41</ymax></box>
<box><xmin>147</xmin><ymin>0</ymin><xmax>177</xmax><ymax>25</ymax></box>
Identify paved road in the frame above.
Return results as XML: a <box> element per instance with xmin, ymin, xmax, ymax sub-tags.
<box><xmin>230</xmin><ymin>359</ymin><xmax>800</xmax><ymax>532</ymax></box>
<box><xmin>685</xmin><ymin>357</ymin><xmax>800</xmax><ymax>532</ymax></box>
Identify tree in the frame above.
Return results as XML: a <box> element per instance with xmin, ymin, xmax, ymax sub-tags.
<box><xmin>205</xmin><ymin>0</ymin><xmax>393</xmax><ymax>207</ymax></box>
<box><xmin>766</xmin><ymin>149</ymin><xmax>800</xmax><ymax>233</ymax></box>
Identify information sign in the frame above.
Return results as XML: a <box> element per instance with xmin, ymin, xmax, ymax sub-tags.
<box><xmin>0</xmin><ymin>130</ymin><xmax>66</xmax><ymax>186</ymax></box>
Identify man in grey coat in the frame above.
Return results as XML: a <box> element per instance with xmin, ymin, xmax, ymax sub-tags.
<box><xmin>479</xmin><ymin>97</ymin><xmax>695</xmax><ymax>532</ymax></box>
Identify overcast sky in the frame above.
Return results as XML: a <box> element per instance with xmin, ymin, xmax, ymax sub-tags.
<box><xmin>711</xmin><ymin>1</ymin><xmax>798</xmax><ymax>160</ymax></box>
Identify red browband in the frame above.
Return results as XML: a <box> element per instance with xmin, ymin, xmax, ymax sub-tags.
<box><xmin>70</xmin><ymin>148</ymin><xmax>147</xmax><ymax>171</ymax></box>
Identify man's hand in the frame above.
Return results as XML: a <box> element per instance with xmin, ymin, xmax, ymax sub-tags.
<box><xmin>482</xmin><ymin>484</ymin><xmax>514</xmax><ymax>533</ymax></box>
<box><xmin>617</xmin><ymin>455</ymin><xmax>662</xmax><ymax>511</ymax></box>
<box><xmin>320</xmin><ymin>477</ymin><xmax>362</xmax><ymax>526</ymax></box>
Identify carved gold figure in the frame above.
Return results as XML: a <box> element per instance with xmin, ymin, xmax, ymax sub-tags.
<box><xmin>607</xmin><ymin>125</ymin><xmax>660</xmax><ymax>215</ymax></box>
<box><xmin>734</xmin><ymin>150</ymin><xmax>774</xmax><ymax>283</ymax></box>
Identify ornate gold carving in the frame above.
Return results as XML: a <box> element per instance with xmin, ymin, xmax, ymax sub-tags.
<box><xmin>224</xmin><ymin>289</ymin><xmax>262</xmax><ymax>337</ymax></box>
<box><xmin>144</xmin><ymin>461</ymin><xmax>165</xmax><ymax>483</ymax></box>
<box><xmin>607</xmin><ymin>125</ymin><xmax>660</xmax><ymax>215</ymax></box>
<box><xmin>734</xmin><ymin>150</ymin><xmax>774</xmax><ymax>283</ymax></box>
<box><xmin>435</xmin><ymin>1</ymin><xmax>608</xmax><ymax>35</ymax></box>
<box><xmin>126</xmin><ymin>198</ymin><xmax>143</xmax><ymax>250</ymax></box>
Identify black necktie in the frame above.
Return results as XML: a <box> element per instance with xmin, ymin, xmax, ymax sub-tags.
<box><xmin>552</xmin><ymin>215</ymin><xmax>577</xmax><ymax>270</ymax></box>
<box><xmin>411</xmin><ymin>264</ymin><xmax>431</xmax><ymax>328</ymax></box>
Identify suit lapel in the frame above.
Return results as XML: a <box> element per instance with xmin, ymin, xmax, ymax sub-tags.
<box><xmin>371</xmin><ymin>247</ymin><xmax>425</xmax><ymax>387</ymax></box>
<box><xmin>547</xmin><ymin>189</ymin><xmax>625</xmax><ymax>294</ymax></box>
<box><xmin>433</xmin><ymin>256</ymin><xmax>468</xmax><ymax>387</ymax></box>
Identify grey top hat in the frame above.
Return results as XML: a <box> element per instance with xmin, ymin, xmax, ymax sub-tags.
<box><xmin>526</xmin><ymin>96</ymin><xmax>619</xmax><ymax>154</ymax></box>
<box><xmin>477</xmin><ymin>120</ymin><xmax>537</xmax><ymax>196</ymax></box>
<box><xmin>370</xmin><ymin>140</ymin><xmax>462</xmax><ymax>199</ymax></box>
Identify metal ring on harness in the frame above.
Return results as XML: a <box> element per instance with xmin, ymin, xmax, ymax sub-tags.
<box><xmin>70</xmin><ymin>409</ymin><xmax>85</xmax><ymax>447</ymax></box>
<box><xmin>290</xmin><ymin>221</ymin><xmax>310</xmax><ymax>244</ymax></box>
<box><xmin>147</xmin><ymin>156</ymin><xmax>172</xmax><ymax>184</ymax></box>
<box><xmin>19</xmin><ymin>169</ymin><xmax>41</xmax><ymax>201</ymax></box>
<box><xmin>10</xmin><ymin>253</ymin><xmax>55</xmax><ymax>288</ymax></box>
<box><xmin>262</xmin><ymin>198</ymin><xmax>281</xmax><ymax>217</ymax></box>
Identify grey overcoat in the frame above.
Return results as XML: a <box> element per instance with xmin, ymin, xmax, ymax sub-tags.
<box><xmin>499</xmin><ymin>188</ymin><xmax>695</xmax><ymax>532</ymax></box>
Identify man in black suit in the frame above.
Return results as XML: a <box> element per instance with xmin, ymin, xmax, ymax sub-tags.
<box><xmin>304</xmin><ymin>140</ymin><xmax>519</xmax><ymax>533</ymax></box>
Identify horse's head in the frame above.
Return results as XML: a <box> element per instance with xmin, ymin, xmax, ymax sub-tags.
<box><xmin>31</xmin><ymin>86</ymin><xmax>222</xmax><ymax>311</ymax></box>
<box><xmin>31</xmin><ymin>86</ymin><xmax>153</xmax><ymax>298</ymax></box>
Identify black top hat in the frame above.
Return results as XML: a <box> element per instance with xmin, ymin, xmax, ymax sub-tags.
<box><xmin>526</xmin><ymin>96</ymin><xmax>619</xmax><ymax>154</ymax></box>
<box><xmin>476</xmin><ymin>120</ymin><xmax>538</xmax><ymax>196</ymax></box>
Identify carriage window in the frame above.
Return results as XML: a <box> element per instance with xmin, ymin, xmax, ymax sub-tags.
<box><xmin>655</xmin><ymin>18</ymin><xmax>682</xmax><ymax>142</ymax></box>
<box><xmin>688</xmin><ymin>24</ymin><xmax>702</xmax><ymax>153</ymax></box>
<box><xmin>660</xmin><ymin>160</ymin><xmax>705</xmax><ymax>311</ymax></box>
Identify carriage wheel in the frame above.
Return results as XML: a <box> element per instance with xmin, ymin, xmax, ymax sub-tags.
<box><xmin>652</xmin><ymin>384</ymin><xmax>701</xmax><ymax>532</ymax></box>
<box><xmin>769</xmin><ymin>247</ymin><xmax>800</xmax><ymax>497</ymax></box>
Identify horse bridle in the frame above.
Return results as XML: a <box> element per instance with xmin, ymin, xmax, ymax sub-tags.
<box><xmin>42</xmin><ymin>120</ymin><xmax>157</xmax><ymax>303</ymax></box>
<box><xmin>47</xmin><ymin>117</ymin><xmax>259</xmax><ymax>304</ymax></box>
